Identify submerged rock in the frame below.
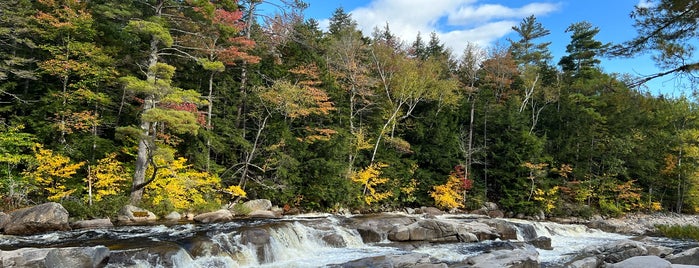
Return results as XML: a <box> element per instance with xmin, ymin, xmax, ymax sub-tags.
<box><xmin>4</xmin><ymin>202</ymin><xmax>71</xmax><ymax>235</ymax></box>
<box><xmin>529</xmin><ymin>236</ymin><xmax>552</xmax><ymax>250</ymax></box>
<box><xmin>322</xmin><ymin>234</ymin><xmax>347</xmax><ymax>248</ymax></box>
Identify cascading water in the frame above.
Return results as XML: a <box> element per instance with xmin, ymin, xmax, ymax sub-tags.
<box><xmin>507</xmin><ymin>219</ymin><xmax>630</xmax><ymax>266</ymax></box>
<box><xmin>0</xmin><ymin>216</ymin><xmax>401</xmax><ymax>268</ymax></box>
<box><xmin>1</xmin><ymin>214</ymin><xmax>693</xmax><ymax>267</ymax></box>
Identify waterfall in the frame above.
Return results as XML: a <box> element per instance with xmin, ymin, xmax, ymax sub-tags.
<box><xmin>507</xmin><ymin>219</ymin><xmax>629</xmax><ymax>265</ymax></box>
<box><xmin>99</xmin><ymin>218</ymin><xmax>396</xmax><ymax>268</ymax></box>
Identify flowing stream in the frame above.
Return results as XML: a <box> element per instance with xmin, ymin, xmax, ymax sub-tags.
<box><xmin>0</xmin><ymin>213</ymin><xmax>694</xmax><ymax>267</ymax></box>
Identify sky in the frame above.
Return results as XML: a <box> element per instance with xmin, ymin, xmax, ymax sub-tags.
<box><xmin>263</xmin><ymin>0</ymin><xmax>690</xmax><ymax>97</ymax></box>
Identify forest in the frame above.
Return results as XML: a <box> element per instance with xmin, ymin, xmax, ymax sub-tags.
<box><xmin>1</xmin><ymin>0</ymin><xmax>699</xmax><ymax>219</ymax></box>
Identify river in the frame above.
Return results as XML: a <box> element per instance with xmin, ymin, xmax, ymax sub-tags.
<box><xmin>0</xmin><ymin>213</ymin><xmax>695</xmax><ymax>267</ymax></box>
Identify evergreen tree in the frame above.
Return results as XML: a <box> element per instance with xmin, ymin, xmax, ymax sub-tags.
<box><xmin>609</xmin><ymin>0</ymin><xmax>699</xmax><ymax>87</ymax></box>
<box><xmin>558</xmin><ymin>21</ymin><xmax>609</xmax><ymax>76</ymax></box>
<box><xmin>509</xmin><ymin>15</ymin><xmax>552</xmax><ymax>66</ymax></box>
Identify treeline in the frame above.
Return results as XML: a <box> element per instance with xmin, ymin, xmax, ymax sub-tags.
<box><xmin>1</xmin><ymin>0</ymin><xmax>698</xmax><ymax>218</ymax></box>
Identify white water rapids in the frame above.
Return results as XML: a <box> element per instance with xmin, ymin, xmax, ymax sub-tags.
<box><xmin>0</xmin><ymin>213</ymin><xmax>680</xmax><ymax>267</ymax></box>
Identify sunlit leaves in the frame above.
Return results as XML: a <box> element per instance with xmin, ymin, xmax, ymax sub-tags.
<box><xmin>430</xmin><ymin>171</ymin><xmax>466</xmax><ymax>210</ymax></box>
<box><xmin>224</xmin><ymin>185</ymin><xmax>247</xmax><ymax>199</ymax></box>
<box><xmin>22</xmin><ymin>144</ymin><xmax>84</xmax><ymax>201</ymax></box>
<box><xmin>259</xmin><ymin>64</ymin><xmax>335</xmax><ymax>119</ymax></box>
<box><xmin>0</xmin><ymin>124</ymin><xmax>35</xmax><ymax>165</ymax></box>
<box><xmin>125</xmin><ymin>20</ymin><xmax>173</xmax><ymax>47</ymax></box>
<box><xmin>533</xmin><ymin>186</ymin><xmax>559</xmax><ymax>213</ymax></box>
<box><xmin>351</xmin><ymin>163</ymin><xmax>392</xmax><ymax>205</ymax></box>
<box><xmin>144</xmin><ymin>156</ymin><xmax>222</xmax><ymax>210</ymax></box>
<box><xmin>87</xmin><ymin>153</ymin><xmax>129</xmax><ymax>202</ymax></box>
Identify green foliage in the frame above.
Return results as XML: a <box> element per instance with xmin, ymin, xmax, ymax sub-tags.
<box><xmin>62</xmin><ymin>195</ymin><xmax>129</xmax><ymax>220</ymax></box>
<box><xmin>656</xmin><ymin>224</ymin><xmax>699</xmax><ymax>241</ymax></box>
<box><xmin>125</xmin><ymin>20</ymin><xmax>173</xmax><ymax>47</ymax></box>
<box><xmin>231</xmin><ymin>202</ymin><xmax>251</xmax><ymax>216</ymax></box>
<box><xmin>598</xmin><ymin>199</ymin><xmax>623</xmax><ymax>218</ymax></box>
<box><xmin>0</xmin><ymin>0</ymin><xmax>698</xmax><ymax>218</ymax></box>
<box><xmin>199</xmin><ymin>58</ymin><xmax>225</xmax><ymax>72</ymax></box>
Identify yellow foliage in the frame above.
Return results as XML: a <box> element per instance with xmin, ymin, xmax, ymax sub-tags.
<box><xmin>144</xmin><ymin>157</ymin><xmax>222</xmax><ymax>210</ymax></box>
<box><xmin>23</xmin><ymin>144</ymin><xmax>85</xmax><ymax>201</ymax></box>
<box><xmin>430</xmin><ymin>173</ymin><xmax>464</xmax><ymax>210</ymax></box>
<box><xmin>87</xmin><ymin>153</ymin><xmax>129</xmax><ymax>202</ymax></box>
<box><xmin>351</xmin><ymin>163</ymin><xmax>392</xmax><ymax>205</ymax></box>
<box><xmin>533</xmin><ymin>186</ymin><xmax>559</xmax><ymax>213</ymax></box>
<box><xmin>225</xmin><ymin>185</ymin><xmax>247</xmax><ymax>199</ymax></box>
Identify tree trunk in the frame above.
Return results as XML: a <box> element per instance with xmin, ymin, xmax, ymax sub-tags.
<box><xmin>129</xmin><ymin>36</ymin><xmax>159</xmax><ymax>205</ymax></box>
<box><xmin>235</xmin><ymin>1</ymin><xmax>257</xmax><ymax>131</ymax></box>
<box><xmin>206</xmin><ymin>72</ymin><xmax>214</xmax><ymax>172</ymax></box>
<box><xmin>371</xmin><ymin>103</ymin><xmax>402</xmax><ymax>163</ymax></box>
<box><xmin>239</xmin><ymin>114</ymin><xmax>268</xmax><ymax>189</ymax></box>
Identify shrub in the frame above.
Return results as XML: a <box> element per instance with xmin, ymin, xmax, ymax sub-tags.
<box><xmin>231</xmin><ymin>202</ymin><xmax>251</xmax><ymax>215</ymax></box>
<box><xmin>656</xmin><ymin>224</ymin><xmax>699</xmax><ymax>241</ymax></box>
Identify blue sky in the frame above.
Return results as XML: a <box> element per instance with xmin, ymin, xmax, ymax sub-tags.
<box><xmin>265</xmin><ymin>0</ymin><xmax>688</xmax><ymax>97</ymax></box>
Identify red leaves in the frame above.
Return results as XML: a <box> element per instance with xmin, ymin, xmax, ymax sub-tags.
<box><xmin>218</xmin><ymin>37</ymin><xmax>260</xmax><ymax>65</ymax></box>
<box><xmin>453</xmin><ymin>165</ymin><xmax>473</xmax><ymax>191</ymax></box>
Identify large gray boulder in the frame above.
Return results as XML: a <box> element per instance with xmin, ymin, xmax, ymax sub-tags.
<box><xmin>107</xmin><ymin>243</ymin><xmax>192</xmax><ymax>267</ymax></box>
<box><xmin>481</xmin><ymin>219</ymin><xmax>519</xmax><ymax>240</ymax></box>
<box><xmin>4</xmin><ymin>202</ymin><xmax>71</xmax><ymax>235</ymax></box>
<box><xmin>0</xmin><ymin>248</ymin><xmax>50</xmax><ymax>268</ymax></box>
<box><xmin>329</xmin><ymin>253</ymin><xmax>447</xmax><ymax>268</ymax></box>
<box><xmin>242</xmin><ymin>199</ymin><xmax>272</xmax><ymax>212</ymax></box>
<box><xmin>117</xmin><ymin>205</ymin><xmax>157</xmax><ymax>223</ymax></box>
<box><xmin>0</xmin><ymin>212</ymin><xmax>9</xmax><ymax>232</ymax></box>
<box><xmin>71</xmin><ymin>218</ymin><xmax>113</xmax><ymax>229</ymax></box>
<box><xmin>387</xmin><ymin>219</ymin><xmax>478</xmax><ymax>243</ymax></box>
<box><xmin>607</xmin><ymin>255</ymin><xmax>671</xmax><ymax>268</ymax></box>
<box><xmin>44</xmin><ymin>246</ymin><xmax>110</xmax><ymax>268</ymax></box>
<box><xmin>568</xmin><ymin>239</ymin><xmax>648</xmax><ymax>265</ymax></box>
<box><xmin>465</xmin><ymin>242</ymin><xmax>539</xmax><ymax>268</ymax></box>
<box><xmin>164</xmin><ymin>211</ymin><xmax>181</xmax><ymax>221</ymax></box>
<box><xmin>0</xmin><ymin>246</ymin><xmax>109</xmax><ymax>268</ymax></box>
<box><xmin>248</xmin><ymin>210</ymin><xmax>279</xmax><ymax>219</ymax></box>
<box><xmin>567</xmin><ymin>256</ymin><xmax>600</xmax><ymax>268</ymax></box>
<box><xmin>193</xmin><ymin>209</ymin><xmax>232</xmax><ymax>223</ymax></box>
<box><xmin>667</xmin><ymin>247</ymin><xmax>699</xmax><ymax>265</ymax></box>
<box><xmin>346</xmin><ymin>214</ymin><xmax>417</xmax><ymax>243</ymax></box>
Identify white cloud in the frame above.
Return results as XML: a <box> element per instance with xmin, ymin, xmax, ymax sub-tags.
<box><xmin>343</xmin><ymin>0</ymin><xmax>560</xmax><ymax>56</ymax></box>
<box><xmin>636</xmin><ymin>0</ymin><xmax>654</xmax><ymax>8</ymax></box>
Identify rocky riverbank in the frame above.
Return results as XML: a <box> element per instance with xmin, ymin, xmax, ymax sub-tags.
<box><xmin>586</xmin><ymin>212</ymin><xmax>699</xmax><ymax>236</ymax></box>
<box><xmin>2</xmin><ymin>202</ymin><xmax>699</xmax><ymax>267</ymax></box>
